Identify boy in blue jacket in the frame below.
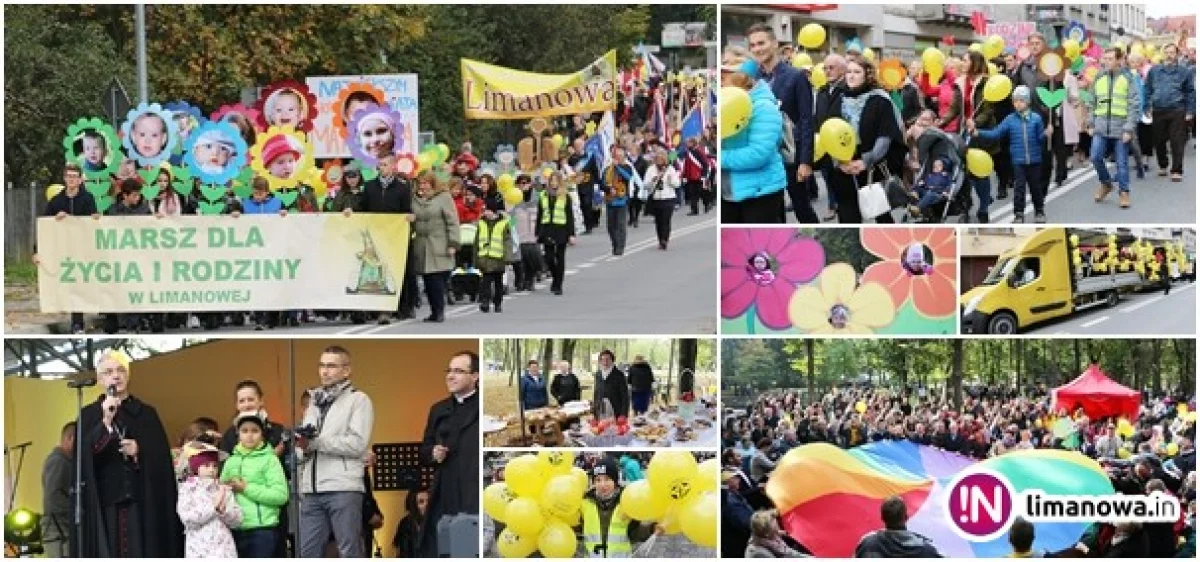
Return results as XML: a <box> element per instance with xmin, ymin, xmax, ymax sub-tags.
<box><xmin>967</xmin><ymin>86</ymin><xmax>1047</xmax><ymax>224</ymax></box>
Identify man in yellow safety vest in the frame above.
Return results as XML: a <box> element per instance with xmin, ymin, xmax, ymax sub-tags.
<box><xmin>535</xmin><ymin>174</ymin><xmax>578</xmax><ymax>295</ymax></box>
<box><xmin>1086</xmin><ymin>47</ymin><xmax>1141</xmax><ymax>209</ymax></box>
<box><xmin>579</xmin><ymin>457</ymin><xmax>655</xmax><ymax>558</ymax></box>
<box><xmin>474</xmin><ymin>206</ymin><xmax>513</xmax><ymax>313</ymax></box>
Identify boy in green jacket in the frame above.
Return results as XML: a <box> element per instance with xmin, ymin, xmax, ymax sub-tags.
<box><xmin>221</xmin><ymin>413</ymin><xmax>289</xmax><ymax>558</ymax></box>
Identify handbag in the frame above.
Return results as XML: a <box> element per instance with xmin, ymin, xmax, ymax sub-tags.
<box><xmin>856</xmin><ymin>163</ymin><xmax>906</xmax><ymax>219</ymax></box>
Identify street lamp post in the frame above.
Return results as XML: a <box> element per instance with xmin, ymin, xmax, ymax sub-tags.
<box><xmin>135</xmin><ymin>4</ymin><xmax>148</xmax><ymax>103</ymax></box>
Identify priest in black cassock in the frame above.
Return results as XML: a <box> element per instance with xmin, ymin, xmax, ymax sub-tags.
<box><xmin>72</xmin><ymin>350</ymin><xmax>182</xmax><ymax>558</ymax></box>
<box><xmin>418</xmin><ymin>350</ymin><xmax>480</xmax><ymax>557</ymax></box>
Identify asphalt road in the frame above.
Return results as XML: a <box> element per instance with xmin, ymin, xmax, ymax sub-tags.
<box><xmin>787</xmin><ymin>140</ymin><xmax>1195</xmax><ymax>225</ymax></box>
<box><xmin>179</xmin><ymin>209</ymin><xmax>718</xmax><ymax>335</ymax></box>
<box><xmin>1023</xmin><ymin>279</ymin><xmax>1196</xmax><ymax>335</ymax></box>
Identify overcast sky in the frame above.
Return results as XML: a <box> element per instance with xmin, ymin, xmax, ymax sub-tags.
<box><xmin>1145</xmin><ymin>4</ymin><xmax>1196</xmax><ymax>18</ymax></box>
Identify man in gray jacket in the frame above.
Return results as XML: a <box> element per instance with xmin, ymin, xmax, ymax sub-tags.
<box><xmin>1087</xmin><ymin>47</ymin><xmax>1142</xmax><ymax>209</ymax></box>
<box><xmin>41</xmin><ymin>421</ymin><xmax>76</xmax><ymax>558</ymax></box>
<box><xmin>296</xmin><ymin>345</ymin><xmax>375</xmax><ymax>558</ymax></box>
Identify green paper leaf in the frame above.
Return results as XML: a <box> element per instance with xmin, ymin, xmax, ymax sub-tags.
<box><xmin>173</xmin><ymin>166</ymin><xmax>192</xmax><ymax>182</ymax></box>
<box><xmin>276</xmin><ymin>190</ymin><xmax>299</xmax><ymax>208</ymax></box>
<box><xmin>1071</xmin><ymin>56</ymin><xmax>1085</xmax><ymax>73</ymax></box>
<box><xmin>316</xmin><ymin>196</ymin><xmax>327</xmax><ymax>210</ymax></box>
<box><xmin>236</xmin><ymin>166</ymin><xmax>255</xmax><ymax>184</ymax></box>
<box><xmin>200</xmin><ymin>185</ymin><xmax>225</xmax><ymax>202</ymax></box>
<box><xmin>356</xmin><ymin>161</ymin><xmax>379</xmax><ymax>182</ymax></box>
<box><xmin>232</xmin><ymin>182</ymin><xmax>253</xmax><ymax>199</ymax></box>
<box><xmin>199</xmin><ymin>201</ymin><xmax>226</xmax><ymax>215</ymax></box>
<box><xmin>96</xmin><ymin>195</ymin><xmax>114</xmax><ymax>214</ymax></box>
<box><xmin>138</xmin><ymin>168</ymin><xmax>160</xmax><ymax>185</ymax></box>
<box><xmin>142</xmin><ymin>186</ymin><xmax>161</xmax><ymax>201</ymax></box>
<box><xmin>1037</xmin><ymin>86</ymin><xmax>1067</xmax><ymax>109</ymax></box>
<box><xmin>173</xmin><ymin>180</ymin><xmax>194</xmax><ymax>197</ymax></box>
<box><xmin>85</xmin><ymin>180</ymin><xmax>110</xmax><ymax>199</ymax></box>
<box><xmin>1079</xmin><ymin>90</ymin><xmax>1095</xmax><ymax>106</ymax></box>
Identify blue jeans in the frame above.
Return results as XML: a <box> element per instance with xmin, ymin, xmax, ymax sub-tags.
<box><xmin>917</xmin><ymin>190</ymin><xmax>946</xmax><ymax>209</ymax></box>
<box><xmin>971</xmin><ymin>175</ymin><xmax>992</xmax><ymax>215</ymax></box>
<box><xmin>1090</xmin><ymin>134</ymin><xmax>1130</xmax><ymax>193</ymax></box>
<box><xmin>1012</xmin><ymin>163</ymin><xmax>1045</xmax><ymax>215</ymax></box>
<box><xmin>235</xmin><ymin>527</ymin><xmax>277</xmax><ymax>558</ymax></box>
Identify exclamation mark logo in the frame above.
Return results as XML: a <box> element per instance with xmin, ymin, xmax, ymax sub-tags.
<box><xmin>946</xmin><ymin>470</ymin><xmax>1015</xmax><ymax>541</ymax></box>
<box><xmin>960</xmin><ymin>485</ymin><xmax>970</xmax><ymax>523</ymax></box>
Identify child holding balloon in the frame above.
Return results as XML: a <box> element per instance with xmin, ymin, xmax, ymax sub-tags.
<box><xmin>967</xmin><ymin>86</ymin><xmax>1047</xmax><ymax>223</ymax></box>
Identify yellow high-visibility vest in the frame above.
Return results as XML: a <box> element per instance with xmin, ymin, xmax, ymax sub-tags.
<box><xmin>476</xmin><ymin>218</ymin><xmax>509</xmax><ymax>259</ymax></box>
<box><xmin>540</xmin><ymin>192</ymin><xmax>567</xmax><ymax>225</ymax></box>
<box><xmin>580</xmin><ymin>499</ymin><xmax>632</xmax><ymax>558</ymax></box>
<box><xmin>1095</xmin><ymin>73</ymin><xmax>1130</xmax><ymax>118</ymax></box>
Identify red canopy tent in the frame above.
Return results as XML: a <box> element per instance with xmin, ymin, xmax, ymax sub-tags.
<box><xmin>1051</xmin><ymin>364</ymin><xmax>1141</xmax><ymax>421</ymax></box>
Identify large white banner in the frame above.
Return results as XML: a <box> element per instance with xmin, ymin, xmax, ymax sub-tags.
<box><xmin>306</xmin><ymin>74</ymin><xmax>420</xmax><ymax>159</ymax></box>
<box><xmin>37</xmin><ymin>214</ymin><xmax>411</xmax><ymax>313</ymax></box>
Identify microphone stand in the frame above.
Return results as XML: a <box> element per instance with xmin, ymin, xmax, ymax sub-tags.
<box><xmin>4</xmin><ymin>442</ymin><xmax>31</xmax><ymax>513</ymax></box>
<box><xmin>67</xmin><ymin>378</ymin><xmax>95</xmax><ymax>558</ymax></box>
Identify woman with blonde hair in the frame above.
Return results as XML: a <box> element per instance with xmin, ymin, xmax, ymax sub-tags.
<box><xmin>642</xmin><ymin>149</ymin><xmax>681</xmax><ymax>249</ymax></box>
<box><xmin>745</xmin><ymin>510</ymin><xmax>809</xmax><ymax>558</ymax></box>
<box><xmin>411</xmin><ymin>172</ymin><xmax>460</xmax><ymax>322</ymax></box>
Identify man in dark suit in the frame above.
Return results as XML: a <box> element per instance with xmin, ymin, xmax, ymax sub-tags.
<box><xmin>593</xmin><ymin>349</ymin><xmax>630</xmax><ymax>419</ymax></box>
<box><xmin>418</xmin><ymin>350</ymin><xmax>480</xmax><ymax>557</ymax></box>
<box><xmin>353</xmin><ymin>154</ymin><xmax>417</xmax><ymax>322</ymax></box>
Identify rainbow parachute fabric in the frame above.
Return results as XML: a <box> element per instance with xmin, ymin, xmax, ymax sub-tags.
<box><xmin>766</xmin><ymin>441</ymin><xmax>1115</xmax><ymax>557</ymax></box>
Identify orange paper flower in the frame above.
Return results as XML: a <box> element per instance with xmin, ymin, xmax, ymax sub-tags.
<box><xmin>878</xmin><ymin>59</ymin><xmax>907</xmax><ymax>91</ymax></box>
<box><xmin>859</xmin><ymin>227</ymin><xmax>958</xmax><ymax>317</ymax></box>
<box><xmin>331</xmin><ymin>82</ymin><xmax>388</xmax><ymax>141</ymax></box>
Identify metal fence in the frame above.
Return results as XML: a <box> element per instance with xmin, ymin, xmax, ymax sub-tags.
<box><xmin>5</xmin><ymin>182</ymin><xmax>46</xmax><ymax>265</ymax></box>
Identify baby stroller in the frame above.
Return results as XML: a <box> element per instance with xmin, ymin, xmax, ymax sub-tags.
<box><xmin>450</xmin><ymin>222</ymin><xmax>481</xmax><ymax>303</ymax></box>
<box><xmin>904</xmin><ymin>128</ymin><xmax>969</xmax><ymax>224</ymax></box>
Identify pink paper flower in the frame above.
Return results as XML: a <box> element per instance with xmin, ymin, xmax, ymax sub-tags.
<box><xmin>722</xmin><ymin>228</ymin><xmax>825</xmax><ymax>329</ymax></box>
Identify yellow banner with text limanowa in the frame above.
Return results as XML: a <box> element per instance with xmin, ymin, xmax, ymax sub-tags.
<box><xmin>462</xmin><ymin>50</ymin><xmax>618</xmax><ymax>119</ymax></box>
<box><xmin>36</xmin><ymin>214</ymin><xmax>409</xmax><ymax>313</ymax></box>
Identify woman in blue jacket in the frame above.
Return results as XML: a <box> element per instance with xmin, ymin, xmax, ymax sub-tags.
<box><xmin>720</xmin><ymin>60</ymin><xmax>787</xmax><ymax>223</ymax></box>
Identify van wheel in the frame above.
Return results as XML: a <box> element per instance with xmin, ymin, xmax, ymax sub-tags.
<box><xmin>987</xmin><ymin>312</ymin><xmax>1018</xmax><ymax>334</ymax></box>
<box><xmin>1106</xmin><ymin>291</ymin><xmax>1119</xmax><ymax>307</ymax></box>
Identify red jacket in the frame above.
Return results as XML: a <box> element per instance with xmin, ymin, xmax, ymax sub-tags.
<box><xmin>454</xmin><ymin>195</ymin><xmax>483</xmax><ymax>224</ymax></box>
<box><xmin>681</xmin><ymin>146</ymin><xmax>709</xmax><ymax>181</ymax></box>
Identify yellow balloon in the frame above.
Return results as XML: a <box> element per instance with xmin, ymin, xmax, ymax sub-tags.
<box><xmin>922</xmin><ymin>47</ymin><xmax>945</xmax><ymax>68</ymax></box>
<box><xmin>792</xmin><ymin>52</ymin><xmax>813</xmax><ymax>69</ymax></box>
<box><xmin>501</xmin><ymin>186</ymin><xmax>523</xmax><ymax>208</ymax></box>
<box><xmin>537</xmin><ymin>520</ymin><xmax>578</xmax><ymax>558</ymax></box>
<box><xmin>415</xmin><ymin>152</ymin><xmax>435</xmax><ymax>173</ymax></box>
<box><xmin>647</xmin><ymin>451</ymin><xmax>699</xmax><ymax>504</ymax></box>
<box><xmin>982</xmin><ymin>75</ymin><xmax>1013</xmax><ymax>102</ymax></box>
<box><xmin>1118</xmin><ymin>447</ymin><xmax>1131</xmax><ymax>459</ymax></box>
<box><xmin>1063</xmin><ymin>39</ymin><xmax>1081</xmax><ymax>61</ymax></box>
<box><xmin>484</xmin><ymin>482</ymin><xmax>515</xmax><ymax>522</ymax></box>
<box><xmin>694</xmin><ymin>458</ymin><xmax>720</xmax><ymax>493</ymax></box>
<box><xmin>984</xmin><ymin>34</ymin><xmax>1006</xmax><ymax>60</ymax></box>
<box><xmin>551</xmin><ymin>133</ymin><xmax>564</xmax><ymax>151</ymax></box>
<box><xmin>720</xmin><ymin>86</ymin><xmax>752</xmax><ymax>139</ymax></box>
<box><xmin>540</xmin><ymin>475</ymin><xmax>583</xmax><ymax>519</ymax></box>
<box><xmin>619</xmin><ymin>479</ymin><xmax>669</xmax><ymax>521</ymax></box>
<box><xmin>809</xmin><ymin>65</ymin><xmax>828</xmax><ymax>89</ymax></box>
<box><xmin>555</xmin><ymin>507</ymin><xmax>581</xmax><ymax>527</ymax></box>
<box><xmin>497</xmin><ymin>528</ymin><xmax>537</xmax><ymax>559</ymax></box>
<box><xmin>505</xmin><ymin>497</ymin><xmax>546</xmax><ymax>537</ymax></box>
<box><xmin>813</xmin><ymin>133</ymin><xmax>827</xmax><ymax>161</ymax></box>
<box><xmin>1152</xmin><ymin>54</ymin><xmax>1163</xmax><ymax>65</ymax></box>
<box><xmin>819</xmin><ymin>118</ymin><xmax>856</xmax><ymax>162</ymax></box>
<box><xmin>659</xmin><ymin>504</ymin><xmax>683</xmax><ymax>534</ymax></box>
<box><xmin>45</xmin><ymin>183</ymin><xmax>65</xmax><ymax>201</ymax></box>
<box><xmin>679</xmin><ymin>492</ymin><xmax>718</xmax><ymax>548</ymax></box>
<box><xmin>498</xmin><ymin>173</ymin><xmax>516</xmax><ymax>192</ymax></box>
<box><xmin>926</xmin><ymin>60</ymin><xmax>944</xmax><ymax>84</ymax></box>
<box><xmin>506</xmin><ymin>454</ymin><xmax>547</xmax><ymax>499</ymax></box>
<box><xmin>855</xmin><ymin>400</ymin><xmax>867</xmax><ymax>414</ymax></box>
<box><xmin>863</xmin><ymin>48</ymin><xmax>876</xmax><ymax>63</ymax></box>
<box><xmin>966</xmin><ymin>149</ymin><xmax>994</xmax><ymax>178</ymax></box>
<box><xmin>584</xmin><ymin>121</ymin><xmax>597</xmax><ymax>137</ymax></box>
<box><xmin>988</xmin><ymin>62</ymin><xmax>999</xmax><ymax>76</ymax></box>
<box><xmin>569</xmin><ymin>466</ymin><xmax>589</xmax><ymax>494</ymax></box>
<box><xmin>969</xmin><ymin>43</ymin><xmax>983</xmax><ymax>53</ymax></box>
<box><xmin>797</xmin><ymin>23</ymin><xmax>826</xmax><ymax>50</ymax></box>
<box><xmin>538</xmin><ymin>451</ymin><xmax>575</xmax><ymax>476</ymax></box>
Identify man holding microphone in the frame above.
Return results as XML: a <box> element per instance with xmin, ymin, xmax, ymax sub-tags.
<box><xmin>419</xmin><ymin>350</ymin><xmax>481</xmax><ymax>557</ymax></box>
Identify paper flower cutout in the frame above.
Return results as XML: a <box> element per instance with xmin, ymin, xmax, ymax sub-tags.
<box><xmin>1037</xmin><ymin>50</ymin><xmax>1067</xmax><ymax>82</ymax></box>
<box><xmin>248</xmin><ymin>126</ymin><xmax>316</xmax><ymax>191</ymax></box>
<box><xmin>121</xmin><ymin>102</ymin><xmax>179</xmax><ymax>168</ymax></box>
<box><xmin>394</xmin><ymin>153</ymin><xmax>419</xmax><ymax>178</ymax></box>
<box><xmin>859</xmin><ymin>227</ymin><xmax>958</xmax><ymax>318</ymax></box>
<box><xmin>878</xmin><ymin>59</ymin><xmax>907</xmax><ymax>91</ymax></box>
<box><xmin>183</xmin><ymin>121</ymin><xmax>249</xmax><ymax>186</ymax></box>
<box><xmin>321</xmin><ymin>160</ymin><xmax>345</xmax><ymax>195</ymax></box>
<box><xmin>722</xmin><ymin>229</ymin><xmax>825</xmax><ymax>330</ymax></box>
<box><xmin>164</xmin><ymin>101</ymin><xmax>205</xmax><ymax>145</ymax></box>
<box><xmin>494</xmin><ymin>144</ymin><xmax>516</xmax><ymax>171</ymax></box>
<box><xmin>788</xmin><ymin>263</ymin><xmax>896</xmax><ymax>334</ymax></box>
<box><xmin>63</xmin><ymin>117</ymin><xmax>121</xmax><ymax>180</ymax></box>
<box><xmin>211</xmin><ymin>103</ymin><xmax>262</xmax><ymax>149</ymax></box>
<box><xmin>331</xmin><ymin>82</ymin><xmax>388</xmax><ymax>141</ymax></box>
<box><xmin>346</xmin><ymin>103</ymin><xmax>406</xmax><ymax>167</ymax></box>
<box><xmin>255</xmin><ymin>80</ymin><xmax>319</xmax><ymax>133</ymax></box>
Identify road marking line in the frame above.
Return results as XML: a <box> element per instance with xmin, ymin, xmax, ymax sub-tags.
<box><xmin>1080</xmin><ymin>316</ymin><xmax>1110</xmax><ymax>328</ymax></box>
<box><xmin>1121</xmin><ymin>294</ymin><xmax>1165</xmax><ymax>313</ymax></box>
<box><xmin>578</xmin><ymin>262</ymin><xmax>595</xmax><ymax>268</ymax></box>
<box><xmin>990</xmin><ymin>167</ymin><xmax>1095</xmax><ymax>222</ymax></box>
<box><xmin>565</xmin><ymin>269</ymin><xmax>578</xmax><ymax>276</ymax></box>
